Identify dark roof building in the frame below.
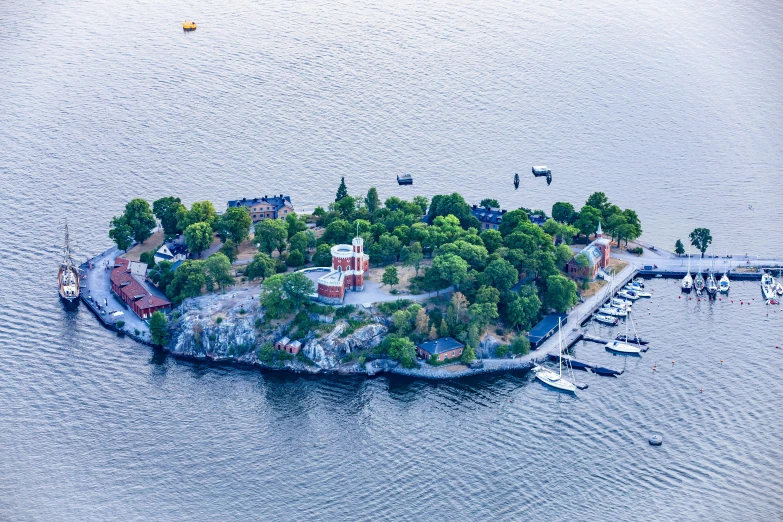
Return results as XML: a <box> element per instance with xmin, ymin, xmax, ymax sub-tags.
<box><xmin>471</xmin><ymin>205</ymin><xmax>506</xmax><ymax>231</ymax></box>
<box><xmin>417</xmin><ymin>337</ymin><xmax>465</xmax><ymax>361</ymax></box>
<box><xmin>227</xmin><ymin>195</ymin><xmax>294</xmax><ymax>222</ymax></box>
<box><xmin>527</xmin><ymin>313</ymin><xmax>568</xmax><ymax>349</ymax></box>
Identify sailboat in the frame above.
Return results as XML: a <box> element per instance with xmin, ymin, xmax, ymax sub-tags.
<box><xmin>681</xmin><ymin>247</ymin><xmax>693</xmax><ymax>293</ymax></box>
<box><xmin>533</xmin><ymin>318</ymin><xmax>577</xmax><ymax>393</ymax></box>
<box><xmin>513</xmin><ymin>172</ymin><xmax>520</xmax><ymax>190</ymax></box>
<box><xmin>719</xmin><ymin>272</ymin><xmax>730</xmax><ymax>293</ymax></box>
<box><xmin>694</xmin><ymin>259</ymin><xmax>705</xmax><ymax>296</ymax></box>
<box><xmin>58</xmin><ymin>220</ymin><xmax>81</xmax><ymax>309</ymax></box>
<box><xmin>616</xmin><ymin>311</ymin><xmax>649</xmax><ymax>345</ymax></box>
<box><xmin>705</xmin><ymin>247</ymin><xmax>718</xmax><ymax>299</ymax></box>
<box><xmin>605</xmin><ymin>313</ymin><xmax>642</xmax><ymax>354</ymax></box>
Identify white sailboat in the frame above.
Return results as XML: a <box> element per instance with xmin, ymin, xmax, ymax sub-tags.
<box><xmin>682</xmin><ymin>247</ymin><xmax>693</xmax><ymax>292</ymax></box>
<box><xmin>761</xmin><ymin>273</ymin><xmax>776</xmax><ymax>300</ymax></box>
<box><xmin>534</xmin><ymin>318</ymin><xmax>577</xmax><ymax>393</ymax></box>
<box><xmin>605</xmin><ymin>315</ymin><xmax>642</xmax><ymax>355</ymax></box>
<box><xmin>599</xmin><ymin>306</ymin><xmax>628</xmax><ymax>317</ymax></box>
<box><xmin>719</xmin><ymin>272</ymin><xmax>730</xmax><ymax>293</ymax></box>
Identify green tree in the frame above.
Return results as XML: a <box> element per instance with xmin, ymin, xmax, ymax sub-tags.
<box><xmin>377</xmin><ymin>233</ymin><xmax>402</xmax><ymax>263</ymax></box>
<box><xmin>365</xmin><ymin>187</ymin><xmax>381</xmax><ymax>213</ymax></box>
<box><xmin>382</xmin><ymin>266</ymin><xmax>400</xmax><ymax>289</ymax></box>
<box><xmin>498</xmin><ymin>209</ymin><xmax>529</xmax><ymax>237</ymax></box>
<box><xmin>122</xmin><ymin>199</ymin><xmax>157</xmax><ymax>244</ymax></box>
<box><xmin>460</xmin><ymin>344</ymin><xmax>476</xmax><ymax>364</ymax></box>
<box><xmin>286</xmin><ymin>250</ymin><xmax>305</xmax><ymax>267</ymax></box>
<box><xmin>480</xmin><ymin>229</ymin><xmax>503</xmax><ymax>253</ymax></box>
<box><xmin>205</xmin><ymin>252</ymin><xmax>234</xmax><ymax>290</ymax></box>
<box><xmin>468</xmin><ymin>302</ymin><xmax>499</xmax><ymax>329</ymax></box>
<box><xmin>322</xmin><ymin>218</ymin><xmax>353</xmax><ymax>244</ymax></box>
<box><xmin>184</xmin><ymin>222</ymin><xmax>214</xmax><ymax>257</ymax></box>
<box><xmin>479</xmin><ymin>198</ymin><xmax>500</xmax><ymax>208</ymax></box>
<box><xmin>574</xmin><ymin>205</ymin><xmax>602</xmax><ymax>238</ymax></box>
<box><xmin>689</xmin><ymin>228</ymin><xmax>712</xmax><ymax>258</ymax></box>
<box><xmin>166</xmin><ymin>260</ymin><xmax>207</xmax><ymax>303</ymax></box>
<box><xmin>153</xmin><ymin>197</ymin><xmax>184</xmax><ymax>238</ymax></box>
<box><xmin>426</xmin><ymin>193</ymin><xmax>480</xmax><ymax>229</ymax></box>
<box><xmin>219</xmin><ymin>239</ymin><xmax>238</xmax><ymax>263</ymax></box>
<box><xmin>552</xmin><ymin>201</ymin><xmax>575</xmax><ymax>223</ymax></box>
<box><xmin>254</xmin><ymin>218</ymin><xmax>289</xmax><ymax>255</ymax></box>
<box><xmin>412</xmin><ymin>195</ymin><xmax>429</xmax><ymax>215</ymax></box>
<box><xmin>404</xmin><ymin>241</ymin><xmax>424</xmax><ymax>275</ymax></box>
<box><xmin>109</xmin><ymin>215</ymin><xmax>134</xmax><ymax>251</ymax></box>
<box><xmin>178</xmin><ymin>201</ymin><xmax>217</xmax><ymax>231</ymax></box>
<box><xmin>555</xmin><ymin>243</ymin><xmax>574</xmax><ymax>269</ymax></box>
<box><xmin>391</xmin><ymin>309</ymin><xmax>413</xmax><ymax>334</ymax></box>
<box><xmin>387</xmin><ymin>337</ymin><xmax>417</xmax><ymax>368</ymax></box>
<box><xmin>215</xmin><ymin>207</ymin><xmax>252</xmax><ymax>244</ymax></box>
<box><xmin>335</xmin><ymin>177</ymin><xmax>349</xmax><ymax>201</ymax></box>
<box><xmin>585</xmin><ymin>192</ymin><xmax>610</xmax><ymax>214</ymax></box>
<box><xmin>285</xmin><ymin>212</ymin><xmax>307</xmax><ymax>239</ymax></box>
<box><xmin>282</xmin><ymin>272</ymin><xmax>314</xmax><ymax>310</ymax></box>
<box><xmin>149</xmin><ymin>311</ymin><xmax>170</xmax><ymax>347</ymax></box>
<box><xmin>475</xmin><ymin>285</ymin><xmax>500</xmax><ymax>306</ymax></box>
<box><xmin>149</xmin><ymin>260</ymin><xmax>175</xmax><ymax>294</ymax></box>
<box><xmin>510</xmin><ymin>335</ymin><xmax>530</xmax><ymax>355</ymax></box>
<box><xmin>439</xmin><ymin>318</ymin><xmax>449</xmax><ymax>337</ymax></box>
<box><xmin>480</xmin><ymin>258</ymin><xmax>519</xmax><ymax>292</ymax></box>
<box><xmin>312</xmin><ymin>244</ymin><xmax>333</xmax><ymax>267</ymax></box>
<box><xmin>674</xmin><ymin>239</ymin><xmax>685</xmax><ymax>256</ymax></box>
<box><xmin>246</xmin><ymin>252</ymin><xmax>276</xmax><ymax>280</ymax></box>
<box><xmin>139</xmin><ymin>251</ymin><xmax>156</xmax><ymax>268</ymax></box>
<box><xmin>545</xmin><ymin>274</ymin><xmax>578</xmax><ymax>313</ymax></box>
<box><xmin>429</xmin><ymin>253</ymin><xmax>469</xmax><ymax>290</ymax></box>
<box><xmin>574</xmin><ymin>253</ymin><xmax>590</xmax><ymax>268</ymax></box>
<box><xmin>504</xmin><ymin>285</ymin><xmax>541</xmax><ymax>331</ymax></box>
<box><xmin>289</xmin><ymin>231</ymin><xmax>311</xmax><ymax>256</ymax></box>
<box><xmin>466</xmin><ymin>323</ymin><xmax>480</xmax><ymax>349</ymax></box>
<box><xmin>260</xmin><ymin>273</ymin><xmax>314</xmax><ymax>318</ymax></box>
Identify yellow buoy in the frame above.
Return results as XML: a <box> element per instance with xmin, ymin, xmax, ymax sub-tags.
<box><xmin>183</xmin><ymin>21</ymin><xmax>197</xmax><ymax>31</ymax></box>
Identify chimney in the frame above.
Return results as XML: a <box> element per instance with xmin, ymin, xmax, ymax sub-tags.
<box><xmin>472</xmin><ymin>204</ymin><xmax>477</xmax><ymax>209</ymax></box>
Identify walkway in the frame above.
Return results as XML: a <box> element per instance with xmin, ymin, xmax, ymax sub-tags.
<box><xmin>81</xmin><ymin>247</ymin><xmax>151</xmax><ymax>340</ymax></box>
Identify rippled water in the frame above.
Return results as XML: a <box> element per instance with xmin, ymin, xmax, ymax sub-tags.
<box><xmin>1</xmin><ymin>0</ymin><xmax>782</xmax><ymax>520</ymax></box>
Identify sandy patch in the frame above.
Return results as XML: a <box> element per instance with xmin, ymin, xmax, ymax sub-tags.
<box><xmin>121</xmin><ymin>229</ymin><xmax>164</xmax><ymax>261</ymax></box>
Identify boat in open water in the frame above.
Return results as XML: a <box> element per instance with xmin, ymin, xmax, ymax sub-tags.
<box><xmin>58</xmin><ymin>220</ymin><xmax>80</xmax><ymax>309</ymax></box>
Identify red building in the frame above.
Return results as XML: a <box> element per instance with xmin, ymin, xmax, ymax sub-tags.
<box><xmin>110</xmin><ymin>258</ymin><xmax>172</xmax><ymax>319</ymax></box>
<box><xmin>275</xmin><ymin>337</ymin><xmax>302</xmax><ymax>355</ymax></box>
<box><xmin>417</xmin><ymin>337</ymin><xmax>465</xmax><ymax>362</ymax></box>
<box><xmin>316</xmin><ymin>236</ymin><xmax>369</xmax><ymax>304</ymax></box>
<box><xmin>566</xmin><ymin>222</ymin><xmax>611</xmax><ymax>280</ymax></box>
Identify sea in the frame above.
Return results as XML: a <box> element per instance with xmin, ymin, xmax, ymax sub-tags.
<box><xmin>1</xmin><ymin>0</ymin><xmax>782</xmax><ymax>519</ymax></box>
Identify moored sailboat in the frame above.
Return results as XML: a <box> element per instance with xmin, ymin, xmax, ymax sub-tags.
<box><xmin>58</xmin><ymin>220</ymin><xmax>81</xmax><ymax>309</ymax></box>
<box><xmin>719</xmin><ymin>273</ymin><xmax>730</xmax><ymax>294</ymax></box>
<box><xmin>682</xmin><ymin>247</ymin><xmax>693</xmax><ymax>293</ymax></box>
<box><xmin>533</xmin><ymin>318</ymin><xmax>577</xmax><ymax>393</ymax></box>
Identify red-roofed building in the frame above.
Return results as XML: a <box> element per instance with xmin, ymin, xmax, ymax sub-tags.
<box><xmin>110</xmin><ymin>257</ymin><xmax>172</xmax><ymax>319</ymax></box>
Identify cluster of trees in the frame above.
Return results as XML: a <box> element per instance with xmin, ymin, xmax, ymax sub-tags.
<box><xmin>252</xmin><ymin>212</ymin><xmax>315</xmax><ymax>268</ymax></box>
<box><xmin>550</xmin><ymin>192</ymin><xmax>642</xmax><ymax>246</ymax></box>
<box><xmin>148</xmin><ymin>252</ymin><xmax>234</xmax><ymax>304</ymax></box>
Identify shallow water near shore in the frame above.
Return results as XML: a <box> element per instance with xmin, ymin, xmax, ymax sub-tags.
<box><xmin>1</xmin><ymin>0</ymin><xmax>783</xmax><ymax>519</ymax></box>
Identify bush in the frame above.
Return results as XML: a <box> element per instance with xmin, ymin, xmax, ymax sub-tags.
<box><xmin>495</xmin><ymin>344</ymin><xmax>510</xmax><ymax>358</ymax></box>
<box><xmin>286</xmin><ymin>249</ymin><xmax>305</xmax><ymax>267</ymax></box>
<box><xmin>627</xmin><ymin>246</ymin><xmax>644</xmax><ymax>255</ymax></box>
<box><xmin>377</xmin><ymin>300</ymin><xmax>413</xmax><ymax>315</ymax></box>
<box><xmin>257</xmin><ymin>342</ymin><xmax>275</xmax><ymax>363</ymax></box>
<box><xmin>139</xmin><ymin>251</ymin><xmax>156</xmax><ymax>268</ymax></box>
<box><xmin>216</xmin><ymin>316</ymin><xmax>223</xmax><ymax>324</ymax></box>
<box><xmin>511</xmin><ymin>335</ymin><xmax>530</xmax><ymax>356</ymax></box>
<box><xmin>116</xmin><ymin>320</ymin><xmax>125</xmax><ymax>330</ymax></box>
<box><xmin>335</xmin><ymin>305</ymin><xmax>355</xmax><ymax>319</ymax></box>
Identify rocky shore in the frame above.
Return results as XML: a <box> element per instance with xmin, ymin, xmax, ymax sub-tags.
<box><xmin>163</xmin><ymin>287</ymin><xmax>537</xmax><ymax>380</ymax></box>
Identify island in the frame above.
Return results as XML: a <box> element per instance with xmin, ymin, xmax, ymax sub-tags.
<box><xmin>80</xmin><ymin>180</ymin><xmax>650</xmax><ymax>379</ymax></box>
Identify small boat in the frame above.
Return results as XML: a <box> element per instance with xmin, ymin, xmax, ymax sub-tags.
<box><xmin>682</xmin><ymin>249</ymin><xmax>693</xmax><ymax>293</ymax></box>
<box><xmin>594</xmin><ymin>313</ymin><xmax>618</xmax><ymax>326</ymax></box>
<box><xmin>632</xmin><ymin>278</ymin><xmax>645</xmax><ymax>287</ymax></box>
<box><xmin>719</xmin><ymin>273</ymin><xmax>730</xmax><ymax>294</ymax></box>
<box><xmin>617</xmin><ymin>290</ymin><xmax>640</xmax><ymax>301</ymax></box>
<box><xmin>694</xmin><ymin>271</ymin><xmax>705</xmax><ymax>295</ymax></box>
<box><xmin>776</xmin><ymin>282</ymin><xmax>783</xmax><ymax>296</ymax></box>
<box><xmin>397</xmin><ymin>174</ymin><xmax>413</xmax><ymax>185</ymax></box>
<box><xmin>531</xmin><ymin>166</ymin><xmax>552</xmax><ymax>185</ymax></box>
<box><xmin>761</xmin><ymin>273</ymin><xmax>776</xmax><ymax>300</ymax></box>
<box><xmin>513</xmin><ymin>172</ymin><xmax>520</xmax><ymax>190</ymax></box>
<box><xmin>58</xmin><ymin>220</ymin><xmax>81</xmax><ymax>309</ymax></box>
<box><xmin>605</xmin><ymin>339</ymin><xmax>641</xmax><ymax>355</ymax></box>
<box><xmin>182</xmin><ymin>21</ymin><xmax>197</xmax><ymax>31</ymax></box>
<box><xmin>649</xmin><ymin>434</ymin><xmax>663</xmax><ymax>446</ymax></box>
<box><xmin>615</xmin><ymin>334</ymin><xmax>649</xmax><ymax>346</ymax></box>
<box><xmin>593</xmin><ymin>366</ymin><xmax>624</xmax><ymax>376</ymax></box>
<box><xmin>534</xmin><ymin>318</ymin><xmax>577</xmax><ymax>393</ymax></box>
<box><xmin>705</xmin><ymin>248</ymin><xmax>718</xmax><ymax>298</ymax></box>
<box><xmin>610</xmin><ymin>298</ymin><xmax>632</xmax><ymax>309</ymax></box>
<box><xmin>599</xmin><ymin>306</ymin><xmax>628</xmax><ymax>318</ymax></box>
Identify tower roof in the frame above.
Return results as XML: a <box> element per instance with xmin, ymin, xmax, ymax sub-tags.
<box><xmin>596</xmin><ymin>220</ymin><xmax>603</xmax><ymax>236</ymax></box>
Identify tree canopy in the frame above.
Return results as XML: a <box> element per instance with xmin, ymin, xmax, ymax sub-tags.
<box><xmin>153</xmin><ymin>197</ymin><xmax>184</xmax><ymax>238</ymax></box>
<box><xmin>184</xmin><ymin>222</ymin><xmax>214</xmax><ymax>257</ymax></box>
<box><xmin>254</xmin><ymin>219</ymin><xmax>288</xmax><ymax>255</ymax></box>
<box><xmin>689</xmin><ymin>228</ymin><xmax>712</xmax><ymax>257</ymax></box>
<box><xmin>335</xmin><ymin>177</ymin><xmax>349</xmax><ymax>201</ymax></box>
<box><xmin>215</xmin><ymin>207</ymin><xmax>252</xmax><ymax>245</ymax></box>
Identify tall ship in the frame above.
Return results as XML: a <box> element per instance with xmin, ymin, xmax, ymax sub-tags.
<box><xmin>58</xmin><ymin>220</ymin><xmax>81</xmax><ymax>309</ymax></box>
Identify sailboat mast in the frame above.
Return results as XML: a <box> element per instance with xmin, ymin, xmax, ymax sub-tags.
<box><xmin>558</xmin><ymin>317</ymin><xmax>563</xmax><ymax>378</ymax></box>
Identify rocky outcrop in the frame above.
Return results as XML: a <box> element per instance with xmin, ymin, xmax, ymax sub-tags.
<box><xmin>303</xmin><ymin>322</ymin><xmax>387</xmax><ymax>369</ymax></box>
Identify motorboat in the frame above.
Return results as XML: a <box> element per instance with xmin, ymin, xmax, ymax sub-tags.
<box><xmin>593</xmin><ymin>366</ymin><xmax>624</xmax><ymax>376</ymax></box>
<box><xmin>630</xmin><ymin>289</ymin><xmax>652</xmax><ymax>298</ymax></box>
<box><xmin>599</xmin><ymin>306</ymin><xmax>628</xmax><ymax>318</ymax></box>
<box><xmin>761</xmin><ymin>273</ymin><xmax>776</xmax><ymax>300</ymax></box>
<box><xmin>694</xmin><ymin>271</ymin><xmax>705</xmax><ymax>295</ymax></box>
<box><xmin>594</xmin><ymin>313</ymin><xmax>618</xmax><ymax>326</ymax></box>
<box><xmin>610</xmin><ymin>298</ymin><xmax>633</xmax><ymax>309</ymax></box>
<box><xmin>605</xmin><ymin>339</ymin><xmax>641</xmax><ymax>355</ymax></box>
<box><xmin>182</xmin><ymin>21</ymin><xmax>197</xmax><ymax>31</ymax></box>
<box><xmin>719</xmin><ymin>273</ymin><xmax>730</xmax><ymax>293</ymax></box>
<box><xmin>617</xmin><ymin>290</ymin><xmax>640</xmax><ymax>301</ymax></box>
<box><xmin>776</xmin><ymin>282</ymin><xmax>783</xmax><ymax>296</ymax></box>
<box><xmin>632</xmin><ymin>278</ymin><xmax>645</xmax><ymax>287</ymax></box>
<box><xmin>534</xmin><ymin>318</ymin><xmax>577</xmax><ymax>393</ymax></box>
<box><xmin>397</xmin><ymin>173</ymin><xmax>413</xmax><ymax>185</ymax></box>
